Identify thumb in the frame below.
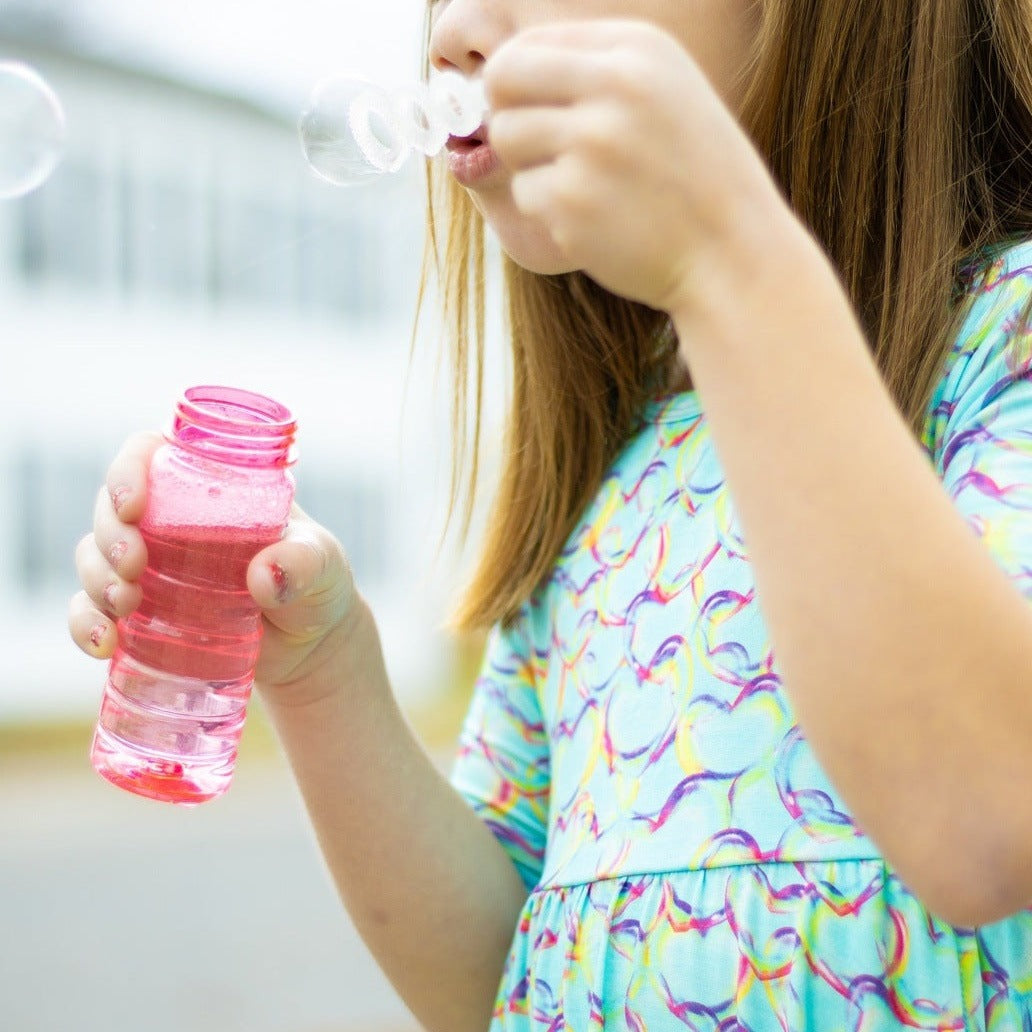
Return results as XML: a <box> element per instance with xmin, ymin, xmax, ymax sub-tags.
<box><xmin>246</xmin><ymin>508</ymin><xmax>355</xmax><ymax>625</ymax></box>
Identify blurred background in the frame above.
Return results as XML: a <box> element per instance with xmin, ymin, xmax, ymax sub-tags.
<box><xmin>0</xmin><ymin>1</ymin><xmax>504</xmax><ymax>1029</ymax></box>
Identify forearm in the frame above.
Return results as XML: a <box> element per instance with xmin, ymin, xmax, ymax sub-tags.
<box><xmin>260</xmin><ymin>598</ymin><xmax>527</xmax><ymax>1032</ymax></box>
<box><xmin>672</xmin><ymin>209</ymin><xmax>1032</xmax><ymax>924</ymax></box>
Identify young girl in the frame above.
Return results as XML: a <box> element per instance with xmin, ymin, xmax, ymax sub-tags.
<box><xmin>70</xmin><ymin>0</ymin><xmax>1032</xmax><ymax>1028</ymax></box>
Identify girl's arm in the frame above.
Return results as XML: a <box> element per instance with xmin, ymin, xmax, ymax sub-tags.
<box><xmin>259</xmin><ymin>598</ymin><xmax>527</xmax><ymax>1032</ymax></box>
<box><xmin>670</xmin><ymin>213</ymin><xmax>1032</xmax><ymax>928</ymax></box>
<box><xmin>71</xmin><ymin>435</ymin><xmax>527</xmax><ymax>1030</ymax></box>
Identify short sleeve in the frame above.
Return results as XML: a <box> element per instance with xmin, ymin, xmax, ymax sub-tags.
<box><xmin>935</xmin><ymin>246</ymin><xmax>1032</xmax><ymax>602</ymax></box>
<box><xmin>449</xmin><ymin>616</ymin><xmax>551</xmax><ymax>891</ymax></box>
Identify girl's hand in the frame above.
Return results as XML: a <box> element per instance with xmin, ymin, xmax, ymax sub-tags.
<box><xmin>484</xmin><ymin>18</ymin><xmax>790</xmax><ymax>317</ymax></box>
<box><xmin>69</xmin><ymin>432</ymin><xmax>360</xmax><ymax>706</ymax></box>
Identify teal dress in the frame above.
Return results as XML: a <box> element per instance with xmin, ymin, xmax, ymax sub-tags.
<box><xmin>451</xmin><ymin>240</ymin><xmax>1032</xmax><ymax>1029</ymax></box>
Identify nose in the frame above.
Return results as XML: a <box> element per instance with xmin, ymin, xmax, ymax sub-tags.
<box><xmin>428</xmin><ymin>0</ymin><xmax>512</xmax><ymax>77</ymax></box>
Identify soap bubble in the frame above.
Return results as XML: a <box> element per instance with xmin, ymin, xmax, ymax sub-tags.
<box><xmin>299</xmin><ymin>71</ymin><xmax>487</xmax><ymax>187</ymax></box>
<box><xmin>0</xmin><ymin>61</ymin><xmax>66</xmax><ymax>201</ymax></box>
<box><xmin>299</xmin><ymin>75</ymin><xmax>409</xmax><ymax>187</ymax></box>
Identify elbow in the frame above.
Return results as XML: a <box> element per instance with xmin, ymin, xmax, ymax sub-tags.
<box><xmin>906</xmin><ymin>845</ymin><xmax>1032</xmax><ymax>929</ymax></box>
<box><xmin>869</xmin><ymin>764</ymin><xmax>1032</xmax><ymax>927</ymax></box>
<box><xmin>923</xmin><ymin>889</ymin><xmax>1013</xmax><ymax>930</ymax></box>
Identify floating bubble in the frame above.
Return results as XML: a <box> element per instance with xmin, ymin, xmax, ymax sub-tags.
<box><xmin>299</xmin><ymin>70</ymin><xmax>487</xmax><ymax>187</ymax></box>
<box><xmin>0</xmin><ymin>60</ymin><xmax>67</xmax><ymax>201</ymax></box>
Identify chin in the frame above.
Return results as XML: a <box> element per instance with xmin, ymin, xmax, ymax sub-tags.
<box><xmin>502</xmin><ymin>248</ymin><xmax>579</xmax><ymax>276</ymax></box>
<box><xmin>477</xmin><ymin>199</ymin><xmax>578</xmax><ymax>276</ymax></box>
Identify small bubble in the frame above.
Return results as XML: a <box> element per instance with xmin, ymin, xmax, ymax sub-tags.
<box><xmin>0</xmin><ymin>61</ymin><xmax>67</xmax><ymax>201</ymax></box>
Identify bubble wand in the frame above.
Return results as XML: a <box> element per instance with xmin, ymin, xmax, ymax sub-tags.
<box><xmin>299</xmin><ymin>71</ymin><xmax>488</xmax><ymax>186</ymax></box>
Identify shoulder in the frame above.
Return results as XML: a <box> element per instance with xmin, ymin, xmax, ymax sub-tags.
<box><xmin>925</xmin><ymin>238</ymin><xmax>1032</xmax><ymax>457</ymax></box>
<box><xmin>957</xmin><ymin>238</ymin><xmax>1032</xmax><ymax>391</ymax></box>
<box><xmin>951</xmin><ymin>237</ymin><xmax>1032</xmax><ymax>361</ymax></box>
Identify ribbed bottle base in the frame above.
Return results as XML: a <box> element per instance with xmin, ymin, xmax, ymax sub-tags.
<box><xmin>90</xmin><ymin>725</ymin><xmax>236</xmax><ymax>806</ymax></box>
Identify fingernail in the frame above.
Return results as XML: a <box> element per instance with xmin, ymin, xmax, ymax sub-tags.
<box><xmin>109</xmin><ymin>485</ymin><xmax>131</xmax><ymax>514</ymax></box>
<box><xmin>89</xmin><ymin>624</ymin><xmax>106</xmax><ymax>649</ymax></box>
<box><xmin>103</xmin><ymin>582</ymin><xmax>118</xmax><ymax>611</ymax></box>
<box><xmin>108</xmin><ymin>540</ymin><xmax>128</xmax><ymax>567</ymax></box>
<box><xmin>270</xmin><ymin>561</ymin><xmax>290</xmax><ymax>603</ymax></box>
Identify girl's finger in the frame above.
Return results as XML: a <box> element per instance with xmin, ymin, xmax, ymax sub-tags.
<box><xmin>104</xmin><ymin>430</ymin><xmax>163</xmax><ymax>525</ymax></box>
<box><xmin>75</xmin><ymin>532</ymin><xmax>143</xmax><ymax>617</ymax></box>
<box><xmin>68</xmin><ymin>589</ymin><xmax>117</xmax><ymax>659</ymax></box>
<box><xmin>246</xmin><ymin>514</ymin><xmax>350</xmax><ymax>612</ymax></box>
<box><xmin>91</xmin><ymin>486</ymin><xmax>148</xmax><ymax>583</ymax></box>
<box><xmin>493</xmin><ymin>17</ymin><xmax>669</xmax><ymax>63</ymax></box>
<box><xmin>486</xmin><ymin>43</ymin><xmax>604</xmax><ymax>110</ymax></box>
<box><xmin>509</xmin><ymin>159</ymin><xmax>578</xmax><ymax>225</ymax></box>
<box><xmin>489</xmin><ymin>107</ymin><xmax>571</xmax><ymax>171</ymax></box>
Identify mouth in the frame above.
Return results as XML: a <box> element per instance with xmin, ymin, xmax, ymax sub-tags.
<box><xmin>443</xmin><ymin>122</ymin><xmax>501</xmax><ymax>186</ymax></box>
<box><xmin>445</xmin><ymin>123</ymin><xmax>488</xmax><ymax>152</ymax></box>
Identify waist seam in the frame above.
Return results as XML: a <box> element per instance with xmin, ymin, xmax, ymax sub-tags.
<box><xmin>534</xmin><ymin>855</ymin><xmax>890</xmax><ymax>893</ymax></box>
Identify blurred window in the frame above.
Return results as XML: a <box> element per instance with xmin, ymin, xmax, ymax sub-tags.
<box><xmin>215</xmin><ymin>196</ymin><xmax>298</xmax><ymax>310</ymax></box>
<box><xmin>11</xmin><ymin>156</ymin><xmax>419</xmax><ymax>319</ymax></box>
<box><xmin>18</xmin><ymin>159</ymin><xmax>114</xmax><ymax>289</ymax></box>
<box><xmin>125</xmin><ymin>175</ymin><xmax>206</xmax><ymax>299</ymax></box>
<box><xmin>14</xmin><ymin>448</ymin><xmax>105</xmax><ymax>595</ymax></box>
<box><xmin>294</xmin><ymin>476</ymin><xmax>389</xmax><ymax>586</ymax></box>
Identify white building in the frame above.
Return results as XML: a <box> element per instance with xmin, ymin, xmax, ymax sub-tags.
<box><xmin>0</xmin><ymin>24</ymin><xmax>490</xmax><ymax>724</ymax></box>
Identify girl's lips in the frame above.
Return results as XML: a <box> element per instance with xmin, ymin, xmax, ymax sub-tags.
<box><xmin>445</xmin><ymin>127</ymin><xmax>502</xmax><ymax>186</ymax></box>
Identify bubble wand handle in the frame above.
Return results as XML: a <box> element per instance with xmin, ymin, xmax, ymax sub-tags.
<box><xmin>299</xmin><ymin>71</ymin><xmax>488</xmax><ymax>187</ymax></box>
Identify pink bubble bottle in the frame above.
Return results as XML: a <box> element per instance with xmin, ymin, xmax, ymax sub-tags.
<box><xmin>90</xmin><ymin>386</ymin><xmax>297</xmax><ymax>805</ymax></box>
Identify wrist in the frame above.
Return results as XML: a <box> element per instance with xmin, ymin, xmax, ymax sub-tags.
<box><xmin>258</xmin><ymin>593</ymin><xmax>390</xmax><ymax>712</ymax></box>
<box><xmin>669</xmin><ymin>183</ymin><xmax>816</xmax><ymax>339</ymax></box>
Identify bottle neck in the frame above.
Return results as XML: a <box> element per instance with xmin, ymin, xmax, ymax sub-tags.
<box><xmin>169</xmin><ymin>386</ymin><xmax>296</xmax><ymax>469</ymax></box>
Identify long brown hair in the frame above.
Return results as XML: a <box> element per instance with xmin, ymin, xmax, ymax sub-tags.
<box><xmin>415</xmin><ymin>0</ymin><xmax>1032</xmax><ymax>633</ymax></box>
